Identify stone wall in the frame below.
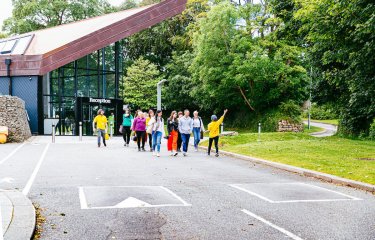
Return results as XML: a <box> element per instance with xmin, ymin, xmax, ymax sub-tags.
<box><xmin>0</xmin><ymin>96</ymin><xmax>32</xmax><ymax>142</ymax></box>
<box><xmin>277</xmin><ymin>120</ymin><xmax>303</xmax><ymax>132</ymax></box>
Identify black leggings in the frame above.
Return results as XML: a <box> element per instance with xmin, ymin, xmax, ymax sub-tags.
<box><xmin>177</xmin><ymin>131</ymin><xmax>182</xmax><ymax>150</ymax></box>
<box><xmin>123</xmin><ymin>126</ymin><xmax>131</xmax><ymax>144</ymax></box>
<box><xmin>148</xmin><ymin>133</ymin><xmax>152</xmax><ymax>148</ymax></box>
<box><xmin>136</xmin><ymin>131</ymin><xmax>146</xmax><ymax>149</ymax></box>
<box><xmin>208</xmin><ymin>136</ymin><xmax>219</xmax><ymax>154</ymax></box>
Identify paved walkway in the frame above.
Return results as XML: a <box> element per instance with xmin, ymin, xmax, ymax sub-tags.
<box><xmin>1</xmin><ymin>136</ymin><xmax>375</xmax><ymax>239</ymax></box>
<box><xmin>303</xmin><ymin>120</ymin><xmax>338</xmax><ymax>137</ymax></box>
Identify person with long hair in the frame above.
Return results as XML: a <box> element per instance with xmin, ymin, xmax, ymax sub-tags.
<box><xmin>146</xmin><ymin>109</ymin><xmax>155</xmax><ymax>151</ymax></box>
<box><xmin>92</xmin><ymin>109</ymin><xmax>108</xmax><ymax>148</ymax></box>
<box><xmin>122</xmin><ymin>109</ymin><xmax>133</xmax><ymax>147</ymax></box>
<box><xmin>167</xmin><ymin>111</ymin><xmax>179</xmax><ymax>156</ymax></box>
<box><xmin>152</xmin><ymin>110</ymin><xmax>165</xmax><ymax>157</ymax></box>
<box><xmin>132</xmin><ymin>111</ymin><xmax>147</xmax><ymax>152</ymax></box>
<box><xmin>177</xmin><ymin>111</ymin><xmax>183</xmax><ymax>152</ymax></box>
<box><xmin>192</xmin><ymin>110</ymin><xmax>205</xmax><ymax>151</ymax></box>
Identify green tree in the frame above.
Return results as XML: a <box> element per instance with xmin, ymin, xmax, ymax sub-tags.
<box><xmin>123</xmin><ymin>57</ymin><xmax>161</xmax><ymax>110</ymax></box>
<box><xmin>294</xmin><ymin>0</ymin><xmax>375</xmax><ymax>136</ymax></box>
<box><xmin>2</xmin><ymin>0</ymin><xmax>113</xmax><ymax>34</ymax></box>
<box><xmin>118</xmin><ymin>0</ymin><xmax>138</xmax><ymax>10</ymax></box>
<box><xmin>190</xmin><ymin>1</ymin><xmax>308</xmax><ymax>114</ymax></box>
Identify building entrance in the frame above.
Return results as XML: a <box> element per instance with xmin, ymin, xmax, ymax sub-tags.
<box><xmin>76</xmin><ymin>97</ymin><xmax>123</xmax><ymax>136</ymax></box>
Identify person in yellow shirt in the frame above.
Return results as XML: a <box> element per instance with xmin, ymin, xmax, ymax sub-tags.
<box><xmin>207</xmin><ymin>109</ymin><xmax>228</xmax><ymax>157</ymax></box>
<box><xmin>93</xmin><ymin>109</ymin><xmax>108</xmax><ymax>147</ymax></box>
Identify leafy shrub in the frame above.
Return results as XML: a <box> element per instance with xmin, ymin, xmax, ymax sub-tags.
<box><xmin>304</xmin><ymin>103</ymin><xmax>338</xmax><ymax>120</ymax></box>
<box><xmin>369</xmin><ymin>120</ymin><xmax>375</xmax><ymax>140</ymax></box>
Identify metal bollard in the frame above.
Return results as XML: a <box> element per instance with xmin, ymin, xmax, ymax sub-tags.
<box><xmin>221</xmin><ymin>123</ymin><xmax>224</xmax><ymax>133</ymax></box>
<box><xmin>110</xmin><ymin>124</ymin><xmax>113</xmax><ymax>138</ymax></box>
<box><xmin>52</xmin><ymin>124</ymin><xmax>55</xmax><ymax>143</ymax></box>
<box><xmin>258</xmin><ymin>122</ymin><xmax>261</xmax><ymax>142</ymax></box>
<box><xmin>79</xmin><ymin>122</ymin><xmax>82</xmax><ymax>141</ymax></box>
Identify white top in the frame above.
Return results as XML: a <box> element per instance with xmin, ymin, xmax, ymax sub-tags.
<box><xmin>152</xmin><ymin>117</ymin><xmax>165</xmax><ymax>136</ymax></box>
<box><xmin>192</xmin><ymin>117</ymin><xmax>205</xmax><ymax>131</ymax></box>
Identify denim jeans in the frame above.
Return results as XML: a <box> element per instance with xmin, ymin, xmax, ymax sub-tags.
<box><xmin>181</xmin><ymin>133</ymin><xmax>191</xmax><ymax>153</ymax></box>
<box><xmin>152</xmin><ymin>131</ymin><xmax>163</xmax><ymax>152</ymax></box>
<box><xmin>97</xmin><ymin>129</ymin><xmax>106</xmax><ymax>145</ymax></box>
<box><xmin>193</xmin><ymin>127</ymin><xmax>201</xmax><ymax>148</ymax></box>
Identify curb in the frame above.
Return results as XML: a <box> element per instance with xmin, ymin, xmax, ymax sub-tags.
<box><xmin>198</xmin><ymin>146</ymin><xmax>375</xmax><ymax>193</ymax></box>
<box><xmin>1</xmin><ymin>190</ymin><xmax>36</xmax><ymax>240</ymax></box>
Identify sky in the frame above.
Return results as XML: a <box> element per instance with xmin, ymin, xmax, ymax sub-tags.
<box><xmin>0</xmin><ymin>0</ymin><xmax>124</xmax><ymax>31</ymax></box>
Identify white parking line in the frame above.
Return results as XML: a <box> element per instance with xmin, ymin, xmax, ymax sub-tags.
<box><xmin>22</xmin><ymin>143</ymin><xmax>50</xmax><ymax>195</ymax></box>
<box><xmin>298</xmin><ymin>182</ymin><xmax>362</xmax><ymax>200</ymax></box>
<box><xmin>242</xmin><ymin>209</ymin><xmax>304</xmax><ymax>240</ymax></box>
<box><xmin>78</xmin><ymin>186</ymin><xmax>191</xmax><ymax>209</ymax></box>
<box><xmin>229</xmin><ymin>184</ymin><xmax>276</xmax><ymax>203</ymax></box>
<box><xmin>230</xmin><ymin>183</ymin><xmax>362</xmax><ymax>203</ymax></box>
<box><xmin>0</xmin><ymin>143</ymin><xmax>25</xmax><ymax>165</ymax></box>
<box><xmin>0</xmin><ymin>204</ymin><xmax>4</xmax><ymax>240</ymax></box>
<box><xmin>78</xmin><ymin>187</ymin><xmax>88</xmax><ymax>209</ymax></box>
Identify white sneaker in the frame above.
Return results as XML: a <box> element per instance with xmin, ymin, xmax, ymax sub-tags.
<box><xmin>194</xmin><ymin>148</ymin><xmax>198</xmax><ymax>152</ymax></box>
<box><xmin>170</xmin><ymin>151</ymin><xmax>174</xmax><ymax>156</ymax></box>
<box><xmin>157</xmin><ymin>153</ymin><xmax>160</xmax><ymax>157</ymax></box>
<box><xmin>152</xmin><ymin>152</ymin><xmax>156</xmax><ymax>156</ymax></box>
<box><xmin>173</xmin><ymin>152</ymin><xmax>178</xmax><ymax>156</ymax></box>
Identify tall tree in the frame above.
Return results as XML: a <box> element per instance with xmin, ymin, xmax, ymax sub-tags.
<box><xmin>190</xmin><ymin>1</ymin><xmax>308</xmax><ymax>114</ymax></box>
<box><xmin>294</xmin><ymin>0</ymin><xmax>375</xmax><ymax>136</ymax></box>
<box><xmin>2</xmin><ymin>0</ymin><xmax>113</xmax><ymax>34</ymax></box>
<box><xmin>123</xmin><ymin>57</ymin><xmax>161</xmax><ymax>110</ymax></box>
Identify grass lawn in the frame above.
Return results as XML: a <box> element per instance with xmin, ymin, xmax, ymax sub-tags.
<box><xmin>303</xmin><ymin>118</ymin><xmax>339</xmax><ymax>125</ymax></box>
<box><xmin>201</xmin><ymin>129</ymin><xmax>375</xmax><ymax>185</ymax></box>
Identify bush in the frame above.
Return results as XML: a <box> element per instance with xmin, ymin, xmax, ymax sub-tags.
<box><xmin>304</xmin><ymin>103</ymin><xmax>338</xmax><ymax>120</ymax></box>
<box><xmin>369</xmin><ymin>120</ymin><xmax>375</xmax><ymax>140</ymax></box>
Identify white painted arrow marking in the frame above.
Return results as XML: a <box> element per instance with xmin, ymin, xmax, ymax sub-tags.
<box><xmin>115</xmin><ymin>197</ymin><xmax>152</xmax><ymax>208</ymax></box>
<box><xmin>0</xmin><ymin>178</ymin><xmax>14</xmax><ymax>184</ymax></box>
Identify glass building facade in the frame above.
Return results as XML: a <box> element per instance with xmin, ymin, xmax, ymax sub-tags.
<box><xmin>42</xmin><ymin>42</ymin><xmax>124</xmax><ymax>136</ymax></box>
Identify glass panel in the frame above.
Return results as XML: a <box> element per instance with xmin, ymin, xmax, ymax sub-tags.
<box><xmin>105</xmin><ymin>73</ymin><xmax>116</xmax><ymax>99</ymax></box>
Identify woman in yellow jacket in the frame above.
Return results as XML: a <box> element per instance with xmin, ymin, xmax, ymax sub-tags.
<box><xmin>207</xmin><ymin>109</ymin><xmax>228</xmax><ymax>157</ymax></box>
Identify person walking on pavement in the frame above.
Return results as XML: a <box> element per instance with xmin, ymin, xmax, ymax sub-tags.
<box><xmin>179</xmin><ymin>109</ymin><xmax>193</xmax><ymax>156</ymax></box>
<box><xmin>108</xmin><ymin>111</ymin><xmax>115</xmax><ymax>136</ymax></box>
<box><xmin>93</xmin><ymin>109</ymin><xmax>108</xmax><ymax>148</ymax></box>
<box><xmin>146</xmin><ymin>109</ymin><xmax>155</xmax><ymax>151</ymax></box>
<box><xmin>177</xmin><ymin>111</ymin><xmax>183</xmax><ymax>152</ymax></box>
<box><xmin>167</xmin><ymin>111</ymin><xmax>179</xmax><ymax>156</ymax></box>
<box><xmin>132</xmin><ymin>111</ymin><xmax>147</xmax><ymax>152</ymax></box>
<box><xmin>192</xmin><ymin>110</ymin><xmax>205</xmax><ymax>151</ymax></box>
<box><xmin>207</xmin><ymin>109</ymin><xmax>228</xmax><ymax>157</ymax></box>
<box><xmin>152</xmin><ymin>110</ymin><xmax>165</xmax><ymax>157</ymax></box>
<box><xmin>122</xmin><ymin>109</ymin><xmax>133</xmax><ymax>147</ymax></box>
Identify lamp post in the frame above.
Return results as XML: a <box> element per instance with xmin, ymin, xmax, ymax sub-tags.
<box><xmin>157</xmin><ymin>79</ymin><xmax>167</xmax><ymax>111</ymax></box>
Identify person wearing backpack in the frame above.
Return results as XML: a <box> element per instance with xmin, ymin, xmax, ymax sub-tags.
<box><xmin>192</xmin><ymin>111</ymin><xmax>205</xmax><ymax>151</ymax></box>
<box><xmin>122</xmin><ymin>109</ymin><xmax>133</xmax><ymax>147</ymax></box>
<box><xmin>207</xmin><ymin>109</ymin><xmax>228</xmax><ymax>157</ymax></box>
<box><xmin>167</xmin><ymin>111</ymin><xmax>179</xmax><ymax>156</ymax></box>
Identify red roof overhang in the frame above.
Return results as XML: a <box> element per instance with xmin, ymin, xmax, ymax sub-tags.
<box><xmin>0</xmin><ymin>0</ymin><xmax>187</xmax><ymax>77</ymax></box>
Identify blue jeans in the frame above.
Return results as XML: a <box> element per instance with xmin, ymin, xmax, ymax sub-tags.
<box><xmin>181</xmin><ymin>133</ymin><xmax>191</xmax><ymax>153</ymax></box>
<box><xmin>152</xmin><ymin>131</ymin><xmax>162</xmax><ymax>152</ymax></box>
<box><xmin>97</xmin><ymin>129</ymin><xmax>106</xmax><ymax>145</ymax></box>
<box><xmin>193</xmin><ymin>127</ymin><xmax>201</xmax><ymax>148</ymax></box>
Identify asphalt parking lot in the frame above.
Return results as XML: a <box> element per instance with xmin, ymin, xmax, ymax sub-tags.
<box><xmin>1</xmin><ymin>136</ymin><xmax>375</xmax><ymax>240</ymax></box>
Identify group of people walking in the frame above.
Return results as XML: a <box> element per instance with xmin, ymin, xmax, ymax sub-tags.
<box><xmin>93</xmin><ymin>107</ymin><xmax>228</xmax><ymax>157</ymax></box>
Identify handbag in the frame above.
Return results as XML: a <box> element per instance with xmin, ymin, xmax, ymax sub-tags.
<box><xmin>119</xmin><ymin>125</ymin><xmax>123</xmax><ymax>134</ymax></box>
<box><xmin>200</xmin><ymin>131</ymin><xmax>204</xmax><ymax>140</ymax></box>
<box><xmin>132</xmin><ymin>132</ymin><xmax>137</xmax><ymax>142</ymax></box>
<box><xmin>105</xmin><ymin>133</ymin><xmax>110</xmax><ymax>140</ymax></box>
